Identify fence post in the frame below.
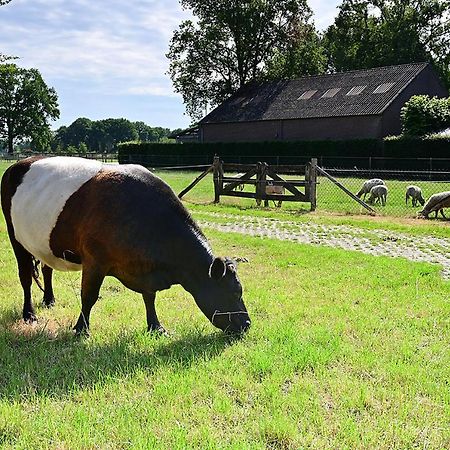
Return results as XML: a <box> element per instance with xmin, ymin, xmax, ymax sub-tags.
<box><xmin>310</xmin><ymin>158</ymin><xmax>317</xmax><ymax>211</ymax></box>
<box><xmin>213</xmin><ymin>155</ymin><xmax>222</xmax><ymax>203</ymax></box>
<box><xmin>255</xmin><ymin>162</ymin><xmax>269</xmax><ymax>207</ymax></box>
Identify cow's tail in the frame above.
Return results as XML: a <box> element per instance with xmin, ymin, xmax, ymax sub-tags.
<box><xmin>31</xmin><ymin>257</ymin><xmax>45</xmax><ymax>293</ymax></box>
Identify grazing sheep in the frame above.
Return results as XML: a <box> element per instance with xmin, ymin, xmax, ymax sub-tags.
<box><xmin>367</xmin><ymin>184</ymin><xmax>388</xmax><ymax>206</ymax></box>
<box><xmin>356</xmin><ymin>178</ymin><xmax>386</xmax><ymax>200</ymax></box>
<box><xmin>418</xmin><ymin>191</ymin><xmax>450</xmax><ymax>219</ymax></box>
<box><xmin>405</xmin><ymin>185</ymin><xmax>425</xmax><ymax>207</ymax></box>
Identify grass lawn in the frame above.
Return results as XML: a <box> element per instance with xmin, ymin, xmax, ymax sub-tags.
<box><xmin>0</xmin><ymin>160</ymin><xmax>449</xmax><ymax>448</ymax></box>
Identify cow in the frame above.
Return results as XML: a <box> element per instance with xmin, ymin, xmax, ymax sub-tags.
<box><xmin>1</xmin><ymin>156</ymin><xmax>251</xmax><ymax>336</ymax></box>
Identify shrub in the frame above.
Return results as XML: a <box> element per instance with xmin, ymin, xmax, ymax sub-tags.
<box><xmin>401</xmin><ymin>95</ymin><xmax>450</xmax><ymax>136</ymax></box>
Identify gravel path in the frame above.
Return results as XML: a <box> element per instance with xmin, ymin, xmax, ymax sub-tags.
<box><xmin>196</xmin><ymin>212</ymin><xmax>450</xmax><ymax>280</ymax></box>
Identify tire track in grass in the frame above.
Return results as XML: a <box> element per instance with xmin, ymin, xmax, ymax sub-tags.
<box><xmin>196</xmin><ymin>212</ymin><xmax>450</xmax><ymax>280</ymax></box>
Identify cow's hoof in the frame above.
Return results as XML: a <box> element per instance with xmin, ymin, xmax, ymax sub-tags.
<box><xmin>43</xmin><ymin>297</ymin><xmax>55</xmax><ymax>308</ymax></box>
<box><xmin>23</xmin><ymin>312</ymin><xmax>37</xmax><ymax>324</ymax></box>
<box><xmin>73</xmin><ymin>326</ymin><xmax>90</xmax><ymax>338</ymax></box>
<box><xmin>147</xmin><ymin>324</ymin><xmax>169</xmax><ymax>336</ymax></box>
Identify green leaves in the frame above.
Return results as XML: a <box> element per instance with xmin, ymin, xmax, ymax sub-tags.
<box><xmin>167</xmin><ymin>0</ymin><xmax>318</xmax><ymax>120</ymax></box>
<box><xmin>401</xmin><ymin>95</ymin><xmax>450</xmax><ymax>136</ymax></box>
<box><xmin>0</xmin><ymin>63</ymin><xmax>59</xmax><ymax>153</ymax></box>
<box><xmin>324</xmin><ymin>0</ymin><xmax>450</xmax><ymax>87</ymax></box>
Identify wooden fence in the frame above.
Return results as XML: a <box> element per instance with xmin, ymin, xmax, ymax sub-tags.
<box><xmin>179</xmin><ymin>156</ymin><xmax>318</xmax><ymax>211</ymax></box>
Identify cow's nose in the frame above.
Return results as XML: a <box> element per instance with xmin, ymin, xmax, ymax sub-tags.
<box><xmin>241</xmin><ymin>319</ymin><xmax>251</xmax><ymax>332</ymax></box>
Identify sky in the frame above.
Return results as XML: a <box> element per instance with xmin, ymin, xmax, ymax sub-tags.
<box><xmin>0</xmin><ymin>0</ymin><xmax>341</xmax><ymax>131</ymax></box>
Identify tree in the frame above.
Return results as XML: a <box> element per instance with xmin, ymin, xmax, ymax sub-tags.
<box><xmin>167</xmin><ymin>0</ymin><xmax>316</xmax><ymax>120</ymax></box>
<box><xmin>61</xmin><ymin>117</ymin><xmax>93</xmax><ymax>148</ymax></box>
<box><xmin>265</xmin><ymin>21</ymin><xmax>326</xmax><ymax>79</ymax></box>
<box><xmin>99</xmin><ymin>118</ymin><xmax>138</xmax><ymax>151</ymax></box>
<box><xmin>324</xmin><ymin>0</ymin><xmax>450</xmax><ymax>87</ymax></box>
<box><xmin>0</xmin><ymin>64</ymin><xmax>59</xmax><ymax>153</ymax></box>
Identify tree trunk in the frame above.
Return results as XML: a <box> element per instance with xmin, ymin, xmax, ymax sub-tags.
<box><xmin>7</xmin><ymin>133</ymin><xmax>14</xmax><ymax>154</ymax></box>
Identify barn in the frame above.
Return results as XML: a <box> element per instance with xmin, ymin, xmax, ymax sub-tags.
<box><xmin>198</xmin><ymin>63</ymin><xmax>448</xmax><ymax>143</ymax></box>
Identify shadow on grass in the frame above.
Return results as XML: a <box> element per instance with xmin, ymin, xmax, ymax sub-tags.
<box><xmin>0</xmin><ymin>312</ymin><xmax>237</xmax><ymax>400</ymax></box>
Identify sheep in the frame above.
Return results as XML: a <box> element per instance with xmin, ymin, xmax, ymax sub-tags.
<box><xmin>405</xmin><ymin>185</ymin><xmax>425</xmax><ymax>207</ymax></box>
<box><xmin>356</xmin><ymin>178</ymin><xmax>385</xmax><ymax>200</ymax></box>
<box><xmin>367</xmin><ymin>184</ymin><xmax>388</xmax><ymax>206</ymax></box>
<box><xmin>418</xmin><ymin>191</ymin><xmax>450</xmax><ymax>219</ymax></box>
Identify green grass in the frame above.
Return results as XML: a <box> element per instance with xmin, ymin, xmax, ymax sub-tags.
<box><xmin>0</xmin><ymin>160</ymin><xmax>449</xmax><ymax>448</ymax></box>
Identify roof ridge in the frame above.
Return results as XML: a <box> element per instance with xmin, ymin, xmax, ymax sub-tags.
<box><xmin>281</xmin><ymin>62</ymin><xmax>429</xmax><ymax>83</ymax></box>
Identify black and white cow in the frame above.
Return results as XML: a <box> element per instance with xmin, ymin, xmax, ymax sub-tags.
<box><xmin>1</xmin><ymin>156</ymin><xmax>251</xmax><ymax>335</ymax></box>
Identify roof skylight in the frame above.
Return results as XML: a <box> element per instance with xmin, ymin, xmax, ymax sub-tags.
<box><xmin>373</xmin><ymin>83</ymin><xmax>395</xmax><ymax>94</ymax></box>
<box><xmin>298</xmin><ymin>90</ymin><xmax>317</xmax><ymax>100</ymax></box>
<box><xmin>346</xmin><ymin>86</ymin><xmax>366</xmax><ymax>96</ymax></box>
<box><xmin>321</xmin><ymin>88</ymin><xmax>341</xmax><ymax>98</ymax></box>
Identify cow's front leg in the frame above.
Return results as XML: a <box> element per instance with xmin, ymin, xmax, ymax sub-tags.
<box><xmin>143</xmin><ymin>292</ymin><xmax>167</xmax><ymax>335</ymax></box>
<box><xmin>74</xmin><ymin>266</ymin><xmax>105</xmax><ymax>336</ymax></box>
<box><xmin>42</xmin><ymin>265</ymin><xmax>55</xmax><ymax>307</ymax></box>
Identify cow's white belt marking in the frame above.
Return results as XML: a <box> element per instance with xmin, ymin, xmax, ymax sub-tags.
<box><xmin>11</xmin><ymin>157</ymin><xmax>102</xmax><ymax>271</ymax></box>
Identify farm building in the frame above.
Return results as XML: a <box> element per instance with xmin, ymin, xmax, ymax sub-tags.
<box><xmin>197</xmin><ymin>62</ymin><xmax>448</xmax><ymax>142</ymax></box>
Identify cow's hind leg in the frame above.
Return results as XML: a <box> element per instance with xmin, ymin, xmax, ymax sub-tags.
<box><xmin>143</xmin><ymin>292</ymin><xmax>166</xmax><ymax>334</ymax></box>
<box><xmin>11</xmin><ymin>240</ymin><xmax>36</xmax><ymax>323</ymax></box>
<box><xmin>74</xmin><ymin>266</ymin><xmax>105</xmax><ymax>336</ymax></box>
<box><xmin>42</xmin><ymin>265</ymin><xmax>55</xmax><ymax>307</ymax></box>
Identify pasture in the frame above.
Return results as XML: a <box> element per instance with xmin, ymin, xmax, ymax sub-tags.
<box><xmin>0</xmin><ymin>161</ymin><xmax>449</xmax><ymax>448</ymax></box>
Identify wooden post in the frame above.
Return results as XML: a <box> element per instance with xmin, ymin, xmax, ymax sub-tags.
<box><xmin>310</xmin><ymin>158</ymin><xmax>317</xmax><ymax>211</ymax></box>
<box><xmin>178</xmin><ymin>165</ymin><xmax>213</xmax><ymax>199</ymax></box>
<box><xmin>255</xmin><ymin>162</ymin><xmax>264</xmax><ymax>206</ymax></box>
<box><xmin>213</xmin><ymin>155</ymin><xmax>222</xmax><ymax>203</ymax></box>
<box><xmin>316</xmin><ymin>165</ymin><xmax>376</xmax><ymax>213</ymax></box>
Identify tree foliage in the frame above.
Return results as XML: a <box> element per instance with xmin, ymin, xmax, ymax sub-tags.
<box><xmin>52</xmin><ymin>118</ymin><xmax>172</xmax><ymax>153</ymax></box>
<box><xmin>0</xmin><ymin>64</ymin><xmax>59</xmax><ymax>153</ymax></box>
<box><xmin>167</xmin><ymin>0</ymin><xmax>319</xmax><ymax>120</ymax></box>
<box><xmin>400</xmin><ymin>95</ymin><xmax>450</xmax><ymax>136</ymax></box>
<box><xmin>324</xmin><ymin>0</ymin><xmax>450</xmax><ymax>86</ymax></box>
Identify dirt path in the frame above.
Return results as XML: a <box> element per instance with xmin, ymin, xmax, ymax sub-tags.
<box><xmin>196</xmin><ymin>212</ymin><xmax>450</xmax><ymax>280</ymax></box>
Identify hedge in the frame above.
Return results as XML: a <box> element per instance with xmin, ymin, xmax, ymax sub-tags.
<box><xmin>117</xmin><ymin>138</ymin><xmax>449</xmax><ymax>169</ymax></box>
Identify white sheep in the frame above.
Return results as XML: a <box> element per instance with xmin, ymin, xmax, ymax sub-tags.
<box><xmin>356</xmin><ymin>178</ymin><xmax>385</xmax><ymax>200</ymax></box>
<box><xmin>367</xmin><ymin>184</ymin><xmax>388</xmax><ymax>206</ymax></box>
<box><xmin>418</xmin><ymin>191</ymin><xmax>450</xmax><ymax>219</ymax></box>
<box><xmin>405</xmin><ymin>185</ymin><xmax>425</xmax><ymax>207</ymax></box>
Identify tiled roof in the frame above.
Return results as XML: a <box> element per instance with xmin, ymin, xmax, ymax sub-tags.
<box><xmin>200</xmin><ymin>63</ymin><xmax>430</xmax><ymax>124</ymax></box>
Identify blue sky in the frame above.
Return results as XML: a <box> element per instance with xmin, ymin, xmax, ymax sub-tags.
<box><xmin>1</xmin><ymin>0</ymin><xmax>341</xmax><ymax>130</ymax></box>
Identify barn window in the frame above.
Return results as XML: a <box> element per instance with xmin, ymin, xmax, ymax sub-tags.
<box><xmin>346</xmin><ymin>86</ymin><xmax>366</xmax><ymax>96</ymax></box>
<box><xmin>373</xmin><ymin>83</ymin><xmax>395</xmax><ymax>94</ymax></box>
<box><xmin>297</xmin><ymin>90</ymin><xmax>317</xmax><ymax>100</ymax></box>
<box><xmin>321</xmin><ymin>88</ymin><xmax>341</xmax><ymax>98</ymax></box>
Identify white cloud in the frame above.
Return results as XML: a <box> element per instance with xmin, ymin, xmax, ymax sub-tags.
<box><xmin>1</xmin><ymin>0</ymin><xmax>189</xmax><ymax>96</ymax></box>
<box><xmin>308</xmin><ymin>0</ymin><xmax>341</xmax><ymax>31</ymax></box>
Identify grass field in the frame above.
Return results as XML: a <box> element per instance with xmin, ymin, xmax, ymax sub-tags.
<box><xmin>0</xmin><ymin>161</ymin><xmax>449</xmax><ymax>448</ymax></box>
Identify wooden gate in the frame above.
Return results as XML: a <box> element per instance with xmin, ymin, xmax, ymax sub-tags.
<box><xmin>212</xmin><ymin>156</ymin><xmax>317</xmax><ymax>210</ymax></box>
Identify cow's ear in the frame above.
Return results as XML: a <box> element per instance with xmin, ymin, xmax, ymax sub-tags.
<box><xmin>209</xmin><ymin>257</ymin><xmax>227</xmax><ymax>279</ymax></box>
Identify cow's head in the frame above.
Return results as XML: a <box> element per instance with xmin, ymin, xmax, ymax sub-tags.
<box><xmin>195</xmin><ymin>257</ymin><xmax>250</xmax><ymax>334</ymax></box>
